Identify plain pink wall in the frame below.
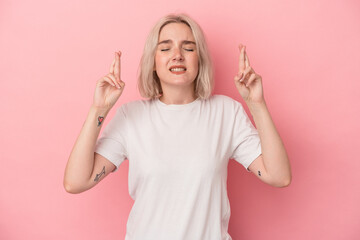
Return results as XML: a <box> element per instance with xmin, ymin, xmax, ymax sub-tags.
<box><xmin>1</xmin><ymin>0</ymin><xmax>359</xmax><ymax>239</ymax></box>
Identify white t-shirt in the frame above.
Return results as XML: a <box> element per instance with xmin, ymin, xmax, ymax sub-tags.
<box><xmin>95</xmin><ymin>94</ymin><xmax>262</xmax><ymax>240</ymax></box>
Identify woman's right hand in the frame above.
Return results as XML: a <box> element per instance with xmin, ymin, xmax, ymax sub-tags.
<box><xmin>92</xmin><ymin>51</ymin><xmax>125</xmax><ymax>110</ymax></box>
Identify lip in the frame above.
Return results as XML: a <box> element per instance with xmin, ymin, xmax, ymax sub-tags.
<box><xmin>169</xmin><ymin>65</ymin><xmax>187</xmax><ymax>75</ymax></box>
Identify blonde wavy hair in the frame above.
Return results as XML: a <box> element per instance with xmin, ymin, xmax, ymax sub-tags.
<box><xmin>137</xmin><ymin>13</ymin><xmax>214</xmax><ymax>100</ymax></box>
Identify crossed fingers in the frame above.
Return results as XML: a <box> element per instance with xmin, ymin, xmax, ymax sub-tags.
<box><xmin>106</xmin><ymin>51</ymin><xmax>122</xmax><ymax>88</ymax></box>
<box><xmin>110</xmin><ymin>51</ymin><xmax>121</xmax><ymax>79</ymax></box>
<box><xmin>238</xmin><ymin>44</ymin><xmax>250</xmax><ymax>72</ymax></box>
<box><xmin>237</xmin><ymin>44</ymin><xmax>260</xmax><ymax>87</ymax></box>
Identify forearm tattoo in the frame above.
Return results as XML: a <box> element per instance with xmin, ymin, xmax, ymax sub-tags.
<box><xmin>97</xmin><ymin>116</ymin><xmax>104</xmax><ymax>126</ymax></box>
<box><xmin>94</xmin><ymin>166</ymin><xmax>105</xmax><ymax>182</ymax></box>
<box><xmin>258</xmin><ymin>170</ymin><xmax>261</xmax><ymax>176</ymax></box>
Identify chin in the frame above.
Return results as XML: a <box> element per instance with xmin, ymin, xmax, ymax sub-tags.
<box><xmin>159</xmin><ymin>75</ymin><xmax>195</xmax><ymax>86</ymax></box>
<box><xmin>163</xmin><ymin>79</ymin><xmax>195</xmax><ymax>87</ymax></box>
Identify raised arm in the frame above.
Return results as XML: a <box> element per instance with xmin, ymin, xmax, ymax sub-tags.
<box><xmin>234</xmin><ymin>44</ymin><xmax>292</xmax><ymax>187</ymax></box>
<box><xmin>63</xmin><ymin>51</ymin><xmax>125</xmax><ymax>194</ymax></box>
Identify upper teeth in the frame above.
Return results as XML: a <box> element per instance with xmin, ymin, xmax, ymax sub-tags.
<box><xmin>170</xmin><ymin>68</ymin><xmax>186</xmax><ymax>72</ymax></box>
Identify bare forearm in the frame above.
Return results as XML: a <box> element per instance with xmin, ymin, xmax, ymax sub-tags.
<box><xmin>247</xmin><ymin>101</ymin><xmax>291</xmax><ymax>185</ymax></box>
<box><xmin>64</xmin><ymin>105</ymin><xmax>110</xmax><ymax>189</ymax></box>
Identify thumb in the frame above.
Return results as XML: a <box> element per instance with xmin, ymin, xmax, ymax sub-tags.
<box><xmin>235</xmin><ymin>72</ymin><xmax>243</xmax><ymax>82</ymax></box>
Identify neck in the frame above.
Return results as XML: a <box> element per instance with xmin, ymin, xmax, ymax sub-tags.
<box><xmin>159</xmin><ymin>83</ymin><xmax>197</xmax><ymax>105</ymax></box>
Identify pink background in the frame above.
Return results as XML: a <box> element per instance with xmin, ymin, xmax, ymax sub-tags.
<box><xmin>1</xmin><ymin>0</ymin><xmax>359</xmax><ymax>239</ymax></box>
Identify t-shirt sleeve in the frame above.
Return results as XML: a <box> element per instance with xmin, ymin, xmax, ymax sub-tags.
<box><xmin>230</xmin><ymin>101</ymin><xmax>262</xmax><ymax>172</ymax></box>
<box><xmin>94</xmin><ymin>105</ymin><xmax>128</xmax><ymax>173</ymax></box>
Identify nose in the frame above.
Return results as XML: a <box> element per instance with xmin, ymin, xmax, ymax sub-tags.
<box><xmin>172</xmin><ymin>47</ymin><xmax>184</xmax><ymax>61</ymax></box>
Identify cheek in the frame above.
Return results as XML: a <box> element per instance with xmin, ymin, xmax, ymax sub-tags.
<box><xmin>154</xmin><ymin>55</ymin><xmax>166</xmax><ymax>71</ymax></box>
<box><xmin>193</xmin><ymin>56</ymin><xmax>199</xmax><ymax>72</ymax></box>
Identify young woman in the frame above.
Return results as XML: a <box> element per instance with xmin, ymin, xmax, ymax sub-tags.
<box><xmin>64</xmin><ymin>13</ymin><xmax>291</xmax><ymax>240</ymax></box>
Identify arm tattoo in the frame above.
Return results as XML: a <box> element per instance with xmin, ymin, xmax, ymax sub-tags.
<box><xmin>97</xmin><ymin>116</ymin><xmax>104</xmax><ymax>126</ymax></box>
<box><xmin>94</xmin><ymin>166</ymin><xmax>105</xmax><ymax>182</ymax></box>
<box><xmin>258</xmin><ymin>170</ymin><xmax>262</xmax><ymax>176</ymax></box>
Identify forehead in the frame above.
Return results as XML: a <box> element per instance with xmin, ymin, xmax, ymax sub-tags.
<box><xmin>158</xmin><ymin>22</ymin><xmax>195</xmax><ymax>42</ymax></box>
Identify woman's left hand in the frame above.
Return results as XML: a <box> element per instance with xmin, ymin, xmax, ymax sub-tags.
<box><xmin>234</xmin><ymin>44</ymin><xmax>265</xmax><ymax>105</ymax></box>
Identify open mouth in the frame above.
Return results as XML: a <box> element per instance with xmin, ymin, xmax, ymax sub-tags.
<box><xmin>170</xmin><ymin>67</ymin><xmax>186</xmax><ymax>72</ymax></box>
<box><xmin>169</xmin><ymin>65</ymin><xmax>187</xmax><ymax>73</ymax></box>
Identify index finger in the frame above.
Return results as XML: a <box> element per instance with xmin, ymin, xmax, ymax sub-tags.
<box><xmin>245</xmin><ymin>52</ymin><xmax>250</xmax><ymax>68</ymax></box>
<box><xmin>238</xmin><ymin>44</ymin><xmax>246</xmax><ymax>73</ymax></box>
<box><xmin>109</xmin><ymin>57</ymin><xmax>115</xmax><ymax>74</ymax></box>
<box><xmin>114</xmin><ymin>51</ymin><xmax>121</xmax><ymax>81</ymax></box>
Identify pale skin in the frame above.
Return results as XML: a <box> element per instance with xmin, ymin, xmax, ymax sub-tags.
<box><xmin>63</xmin><ymin>24</ymin><xmax>291</xmax><ymax>194</ymax></box>
<box><xmin>234</xmin><ymin>44</ymin><xmax>292</xmax><ymax>187</ymax></box>
<box><xmin>155</xmin><ymin>23</ymin><xmax>199</xmax><ymax>104</ymax></box>
<box><xmin>63</xmin><ymin>52</ymin><xmax>122</xmax><ymax>194</ymax></box>
<box><xmin>155</xmin><ymin>23</ymin><xmax>292</xmax><ymax>187</ymax></box>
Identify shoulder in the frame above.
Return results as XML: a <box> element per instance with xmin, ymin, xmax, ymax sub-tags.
<box><xmin>207</xmin><ymin>94</ymin><xmax>244</xmax><ymax>110</ymax></box>
<box><xmin>115</xmin><ymin>98</ymin><xmax>153</xmax><ymax>116</ymax></box>
<box><xmin>208</xmin><ymin>94</ymin><xmax>239</xmax><ymax>104</ymax></box>
<box><xmin>122</xmin><ymin>98</ymin><xmax>151</xmax><ymax>109</ymax></box>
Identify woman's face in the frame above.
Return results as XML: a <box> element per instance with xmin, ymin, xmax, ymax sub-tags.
<box><xmin>154</xmin><ymin>23</ymin><xmax>199</xmax><ymax>90</ymax></box>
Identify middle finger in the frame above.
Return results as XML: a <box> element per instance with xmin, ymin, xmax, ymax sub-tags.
<box><xmin>114</xmin><ymin>51</ymin><xmax>121</xmax><ymax>81</ymax></box>
<box><xmin>238</xmin><ymin>44</ymin><xmax>246</xmax><ymax>73</ymax></box>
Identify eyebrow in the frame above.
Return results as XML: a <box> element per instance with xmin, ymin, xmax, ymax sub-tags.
<box><xmin>157</xmin><ymin>40</ymin><xmax>196</xmax><ymax>45</ymax></box>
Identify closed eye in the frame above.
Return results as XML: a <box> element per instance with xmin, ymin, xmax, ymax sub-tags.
<box><xmin>160</xmin><ymin>48</ymin><xmax>194</xmax><ymax>52</ymax></box>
